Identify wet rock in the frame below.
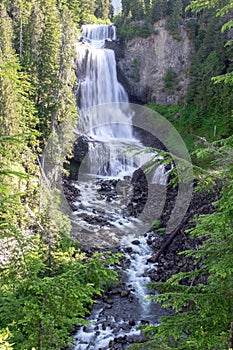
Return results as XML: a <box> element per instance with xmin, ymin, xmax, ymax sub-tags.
<box><xmin>105</xmin><ymin>39</ymin><xmax>125</xmax><ymax>61</ymax></box>
<box><xmin>140</xmin><ymin>320</ymin><xmax>149</xmax><ymax>325</ymax></box>
<box><xmin>129</xmin><ymin>295</ymin><xmax>134</xmax><ymax>302</ymax></box>
<box><xmin>152</xmin><ymin>236</ymin><xmax>163</xmax><ymax>249</ymax></box>
<box><xmin>129</xmin><ymin>318</ymin><xmax>136</xmax><ymax>326</ymax></box>
<box><xmin>124</xmin><ymin>247</ymin><xmax>133</xmax><ymax>253</ymax></box>
<box><xmin>120</xmin><ymin>290</ymin><xmax>130</xmax><ymax>297</ymax></box>
<box><xmin>131</xmin><ymin>239</ymin><xmax>140</xmax><ymax>245</ymax></box>
<box><xmin>120</xmin><ymin>323</ymin><xmax>131</xmax><ymax>331</ymax></box>
<box><xmin>114</xmin><ymin>335</ymin><xmax>127</xmax><ymax>343</ymax></box>
<box><xmin>103</xmin><ymin>296</ymin><xmax>114</xmax><ymax>305</ymax></box>
<box><xmin>63</xmin><ymin>179</ymin><xmax>80</xmax><ymax>204</ymax></box>
<box><xmin>127</xmin><ymin>334</ymin><xmax>145</xmax><ymax>343</ymax></box>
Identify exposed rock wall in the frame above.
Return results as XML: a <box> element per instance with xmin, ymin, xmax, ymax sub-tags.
<box><xmin>116</xmin><ymin>19</ymin><xmax>192</xmax><ymax>105</ymax></box>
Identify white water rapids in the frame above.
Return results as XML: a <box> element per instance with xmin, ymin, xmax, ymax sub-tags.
<box><xmin>72</xmin><ymin>24</ymin><xmax>166</xmax><ymax>349</ymax></box>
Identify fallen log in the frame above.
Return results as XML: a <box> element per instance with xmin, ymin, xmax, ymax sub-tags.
<box><xmin>147</xmin><ymin>212</ymin><xmax>193</xmax><ymax>263</ymax></box>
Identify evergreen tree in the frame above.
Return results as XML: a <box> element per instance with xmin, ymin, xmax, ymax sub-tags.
<box><xmin>94</xmin><ymin>0</ymin><xmax>108</xmax><ymax>19</ymax></box>
<box><xmin>0</xmin><ymin>3</ymin><xmax>38</xmax><ymax>227</ymax></box>
<box><xmin>166</xmin><ymin>0</ymin><xmax>183</xmax><ymax>40</ymax></box>
<box><xmin>35</xmin><ymin>0</ymin><xmax>61</xmax><ymax>137</ymax></box>
<box><xmin>121</xmin><ymin>0</ymin><xmax>131</xmax><ymax>17</ymax></box>
<box><xmin>57</xmin><ymin>0</ymin><xmax>83</xmax><ymax>25</ymax></box>
<box><xmin>0</xmin><ymin>4</ymin><xmax>22</xmax><ymax>136</ymax></box>
<box><xmin>131</xmin><ymin>0</ymin><xmax>144</xmax><ymax>20</ymax></box>
<box><xmin>151</xmin><ymin>0</ymin><xmax>168</xmax><ymax>22</ymax></box>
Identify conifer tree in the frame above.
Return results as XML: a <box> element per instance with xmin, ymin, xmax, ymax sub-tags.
<box><xmin>166</xmin><ymin>0</ymin><xmax>183</xmax><ymax>39</ymax></box>
<box><xmin>0</xmin><ymin>3</ymin><xmax>38</xmax><ymax>222</ymax></box>
<box><xmin>35</xmin><ymin>0</ymin><xmax>61</xmax><ymax>137</ymax></box>
<box><xmin>0</xmin><ymin>4</ymin><xmax>22</xmax><ymax>136</ymax></box>
<box><xmin>151</xmin><ymin>0</ymin><xmax>168</xmax><ymax>22</ymax></box>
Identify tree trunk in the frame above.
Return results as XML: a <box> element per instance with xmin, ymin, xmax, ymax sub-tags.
<box><xmin>147</xmin><ymin>212</ymin><xmax>193</xmax><ymax>263</ymax></box>
<box><xmin>230</xmin><ymin>321</ymin><xmax>233</xmax><ymax>350</ymax></box>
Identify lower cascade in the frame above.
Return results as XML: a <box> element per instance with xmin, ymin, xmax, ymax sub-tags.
<box><xmin>71</xmin><ymin>24</ymin><xmax>167</xmax><ymax>349</ymax></box>
<box><xmin>73</xmin><ymin>235</ymin><xmax>162</xmax><ymax>350</ymax></box>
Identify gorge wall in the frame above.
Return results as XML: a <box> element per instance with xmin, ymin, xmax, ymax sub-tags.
<box><xmin>109</xmin><ymin>19</ymin><xmax>192</xmax><ymax>105</ymax></box>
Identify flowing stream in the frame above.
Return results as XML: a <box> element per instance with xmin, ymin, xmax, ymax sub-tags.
<box><xmin>71</xmin><ymin>24</ymin><xmax>166</xmax><ymax>349</ymax></box>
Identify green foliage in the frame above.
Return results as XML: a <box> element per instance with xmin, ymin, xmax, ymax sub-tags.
<box><xmin>115</xmin><ymin>0</ymin><xmax>188</xmax><ymax>39</ymax></box>
<box><xmin>187</xmin><ymin>26</ymin><xmax>233</xmax><ymax>112</ymax></box>
<box><xmin>185</xmin><ymin>4</ymin><xmax>233</xmax><ymax>112</ymax></box>
<box><xmin>94</xmin><ymin>0</ymin><xmax>114</xmax><ymax>21</ymax></box>
<box><xmin>1</xmin><ymin>1</ymin><xmax>233</xmax><ymax>350</ymax></box>
<box><xmin>164</xmin><ymin>68</ymin><xmax>178</xmax><ymax>91</ymax></box>
<box><xmin>1</xmin><ymin>145</ymin><xmax>120</xmax><ymax>349</ymax></box>
<box><xmin>115</xmin><ymin>16</ymin><xmax>152</xmax><ymax>40</ymax></box>
<box><xmin>0</xmin><ymin>5</ymin><xmax>39</xmax><ymax>237</ymax></box>
<box><xmin>147</xmin><ymin>103</ymin><xmax>180</xmax><ymax>118</ymax></box>
<box><xmin>148</xmin><ymin>101</ymin><xmax>233</xmax><ymax>160</ymax></box>
<box><xmin>165</xmin><ymin>0</ymin><xmax>183</xmax><ymax>40</ymax></box>
<box><xmin>0</xmin><ymin>328</ymin><xmax>14</xmax><ymax>350</ymax></box>
<box><xmin>152</xmin><ymin>219</ymin><xmax>160</xmax><ymax>229</ymax></box>
<box><xmin>147</xmin><ymin>103</ymin><xmax>195</xmax><ymax>153</ymax></box>
<box><xmin>150</xmin><ymin>0</ymin><xmax>168</xmax><ymax>22</ymax></box>
<box><xmin>0</xmin><ymin>232</ymin><xmax>120</xmax><ymax>349</ymax></box>
<box><xmin>35</xmin><ymin>0</ymin><xmax>61</xmax><ymax>137</ymax></box>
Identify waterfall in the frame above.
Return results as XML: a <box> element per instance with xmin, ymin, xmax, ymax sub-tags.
<box><xmin>78</xmin><ymin>24</ymin><xmax>122</xmax><ymax>110</ymax></box>
<box><xmin>73</xmin><ymin>24</ymin><xmax>166</xmax><ymax>238</ymax></box>
<box><xmin>76</xmin><ymin>44</ymin><xmax>128</xmax><ymax>109</ymax></box>
<box><xmin>72</xmin><ymin>23</ymin><xmax>167</xmax><ymax>350</ymax></box>
<box><xmin>75</xmin><ymin>24</ymin><xmax>165</xmax><ymax>179</ymax></box>
<box><xmin>82</xmin><ymin>24</ymin><xmax>116</xmax><ymax>48</ymax></box>
<box><xmin>76</xmin><ymin>45</ymin><xmax>132</xmax><ymax>140</ymax></box>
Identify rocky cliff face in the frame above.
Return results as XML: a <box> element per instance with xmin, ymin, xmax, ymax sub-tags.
<box><xmin>115</xmin><ymin>19</ymin><xmax>192</xmax><ymax>105</ymax></box>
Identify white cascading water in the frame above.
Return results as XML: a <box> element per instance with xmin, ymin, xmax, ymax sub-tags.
<box><xmin>76</xmin><ymin>24</ymin><xmax>133</xmax><ymax>145</ymax></box>
<box><xmin>73</xmin><ymin>25</ymin><xmax>165</xmax><ymax>349</ymax></box>
<box><xmin>82</xmin><ymin>24</ymin><xmax>116</xmax><ymax>48</ymax></box>
<box><xmin>75</xmin><ymin>24</ymin><xmax>166</xmax><ymax>179</ymax></box>
<box><xmin>77</xmin><ymin>48</ymin><xmax>128</xmax><ymax>108</ymax></box>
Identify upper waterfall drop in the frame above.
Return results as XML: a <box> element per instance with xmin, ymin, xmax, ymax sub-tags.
<box><xmin>77</xmin><ymin>49</ymin><xmax>128</xmax><ymax>108</ymax></box>
<box><xmin>76</xmin><ymin>24</ymin><xmax>133</xmax><ymax>140</ymax></box>
<box><xmin>82</xmin><ymin>24</ymin><xmax>116</xmax><ymax>48</ymax></box>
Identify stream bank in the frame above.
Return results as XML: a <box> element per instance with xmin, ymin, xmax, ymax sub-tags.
<box><xmin>63</xmin><ymin>172</ymin><xmax>220</xmax><ymax>349</ymax></box>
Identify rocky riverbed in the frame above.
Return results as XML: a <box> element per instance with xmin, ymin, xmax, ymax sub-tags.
<box><xmin>63</xmin><ymin>170</ymin><xmax>220</xmax><ymax>349</ymax></box>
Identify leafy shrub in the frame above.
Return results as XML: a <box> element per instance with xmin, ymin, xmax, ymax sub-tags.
<box><xmin>0</xmin><ymin>234</ymin><xmax>120</xmax><ymax>350</ymax></box>
<box><xmin>164</xmin><ymin>68</ymin><xmax>178</xmax><ymax>91</ymax></box>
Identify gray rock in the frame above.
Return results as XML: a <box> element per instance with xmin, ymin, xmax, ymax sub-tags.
<box><xmin>116</xmin><ymin>19</ymin><xmax>193</xmax><ymax>105</ymax></box>
<box><xmin>131</xmin><ymin>239</ymin><xmax>140</xmax><ymax>245</ymax></box>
